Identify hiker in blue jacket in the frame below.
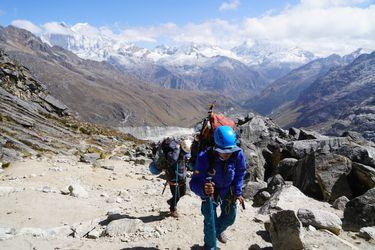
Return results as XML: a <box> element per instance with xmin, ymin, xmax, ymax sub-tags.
<box><xmin>190</xmin><ymin>126</ymin><xmax>246</xmax><ymax>249</ymax></box>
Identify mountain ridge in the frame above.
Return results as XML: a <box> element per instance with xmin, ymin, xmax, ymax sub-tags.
<box><xmin>273</xmin><ymin>51</ymin><xmax>375</xmax><ymax>141</ymax></box>
<box><xmin>245</xmin><ymin>50</ymin><xmax>366</xmax><ymax>115</ymax></box>
<box><xmin>0</xmin><ymin>25</ymin><xmax>238</xmax><ymax>128</ymax></box>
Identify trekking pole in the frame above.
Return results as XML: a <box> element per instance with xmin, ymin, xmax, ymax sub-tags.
<box><xmin>206</xmin><ymin>176</ymin><xmax>217</xmax><ymax>250</ymax></box>
<box><xmin>173</xmin><ymin>163</ymin><xmax>179</xmax><ymax>210</ymax></box>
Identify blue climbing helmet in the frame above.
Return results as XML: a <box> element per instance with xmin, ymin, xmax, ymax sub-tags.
<box><xmin>213</xmin><ymin>126</ymin><xmax>240</xmax><ymax>154</ymax></box>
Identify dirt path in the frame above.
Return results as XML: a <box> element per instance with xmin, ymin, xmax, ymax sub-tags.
<box><xmin>0</xmin><ymin>154</ymin><xmax>270</xmax><ymax>250</ymax></box>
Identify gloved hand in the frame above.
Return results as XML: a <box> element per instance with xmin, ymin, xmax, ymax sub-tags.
<box><xmin>204</xmin><ymin>182</ymin><xmax>215</xmax><ymax>195</ymax></box>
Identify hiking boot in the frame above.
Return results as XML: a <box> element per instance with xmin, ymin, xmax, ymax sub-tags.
<box><xmin>170</xmin><ymin>209</ymin><xmax>179</xmax><ymax>218</ymax></box>
<box><xmin>167</xmin><ymin>198</ymin><xmax>172</xmax><ymax>207</ymax></box>
<box><xmin>217</xmin><ymin>233</ymin><xmax>228</xmax><ymax>244</ymax></box>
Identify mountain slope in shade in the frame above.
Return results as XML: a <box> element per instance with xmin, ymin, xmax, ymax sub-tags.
<box><xmin>0</xmin><ymin>25</ymin><xmax>237</xmax><ymax>127</ymax></box>
<box><xmin>245</xmin><ymin>51</ymin><xmax>364</xmax><ymax>115</ymax></box>
<box><xmin>273</xmin><ymin>52</ymin><xmax>375</xmax><ymax>141</ymax></box>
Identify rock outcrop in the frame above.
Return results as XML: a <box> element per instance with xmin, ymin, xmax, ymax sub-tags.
<box><xmin>267</xmin><ymin>210</ymin><xmax>304</xmax><ymax>250</ymax></box>
<box><xmin>293</xmin><ymin>153</ymin><xmax>352</xmax><ymax>202</ymax></box>
<box><xmin>237</xmin><ymin>113</ymin><xmax>375</xmax><ymax>205</ymax></box>
<box><xmin>297</xmin><ymin>208</ymin><xmax>342</xmax><ymax>235</ymax></box>
<box><xmin>343</xmin><ymin>187</ymin><xmax>375</xmax><ymax>231</ymax></box>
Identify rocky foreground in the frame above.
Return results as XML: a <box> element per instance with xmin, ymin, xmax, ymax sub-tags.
<box><xmin>0</xmin><ymin>152</ymin><xmax>374</xmax><ymax>250</ymax></box>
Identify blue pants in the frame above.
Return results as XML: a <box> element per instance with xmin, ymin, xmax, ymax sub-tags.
<box><xmin>201</xmin><ymin>197</ymin><xmax>237</xmax><ymax>249</ymax></box>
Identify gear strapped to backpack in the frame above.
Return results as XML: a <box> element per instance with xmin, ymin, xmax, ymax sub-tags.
<box><xmin>154</xmin><ymin>137</ymin><xmax>174</xmax><ymax>170</ymax></box>
<box><xmin>190</xmin><ymin>103</ymin><xmax>236</xmax><ymax>170</ymax></box>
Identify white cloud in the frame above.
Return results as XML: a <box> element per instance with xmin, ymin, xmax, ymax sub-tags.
<box><xmin>42</xmin><ymin>22</ymin><xmax>73</xmax><ymax>35</ymax></box>
<box><xmin>9</xmin><ymin>0</ymin><xmax>375</xmax><ymax>56</ymax></box>
<box><xmin>299</xmin><ymin>0</ymin><xmax>369</xmax><ymax>8</ymax></box>
<box><xmin>242</xmin><ymin>1</ymin><xmax>375</xmax><ymax>55</ymax></box>
<box><xmin>172</xmin><ymin>19</ymin><xmax>243</xmax><ymax>48</ymax></box>
<box><xmin>119</xmin><ymin>23</ymin><xmax>177</xmax><ymax>43</ymax></box>
<box><xmin>219</xmin><ymin>0</ymin><xmax>240</xmax><ymax>11</ymax></box>
<box><xmin>11</xmin><ymin>19</ymin><xmax>42</xmax><ymax>34</ymax></box>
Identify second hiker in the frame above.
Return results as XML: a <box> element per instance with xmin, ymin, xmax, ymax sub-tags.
<box><xmin>150</xmin><ymin>138</ymin><xmax>192</xmax><ymax>218</ymax></box>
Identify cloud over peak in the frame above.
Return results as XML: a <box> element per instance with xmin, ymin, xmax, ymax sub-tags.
<box><xmin>9</xmin><ymin>0</ymin><xmax>375</xmax><ymax>56</ymax></box>
<box><xmin>219</xmin><ymin>0</ymin><xmax>240</xmax><ymax>11</ymax></box>
<box><xmin>11</xmin><ymin>20</ymin><xmax>42</xmax><ymax>34</ymax></box>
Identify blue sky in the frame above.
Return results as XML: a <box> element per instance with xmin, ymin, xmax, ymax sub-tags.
<box><xmin>0</xmin><ymin>0</ymin><xmax>300</xmax><ymax>28</ymax></box>
<box><xmin>0</xmin><ymin>0</ymin><xmax>374</xmax><ymax>55</ymax></box>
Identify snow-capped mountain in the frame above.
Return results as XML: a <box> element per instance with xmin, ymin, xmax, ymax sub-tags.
<box><xmin>232</xmin><ymin>40</ymin><xmax>316</xmax><ymax>66</ymax></box>
<box><xmin>41</xmin><ymin>23</ymin><xmax>117</xmax><ymax>61</ymax></box>
<box><xmin>37</xmin><ymin>22</ymin><xmax>318</xmax><ymax>98</ymax></box>
<box><xmin>232</xmin><ymin>40</ymin><xmax>317</xmax><ymax>80</ymax></box>
<box><xmin>39</xmin><ymin>23</ymin><xmax>315</xmax><ymax>69</ymax></box>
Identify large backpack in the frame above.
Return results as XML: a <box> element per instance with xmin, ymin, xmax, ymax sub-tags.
<box><xmin>190</xmin><ymin>104</ymin><xmax>236</xmax><ymax>169</ymax></box>
<box><xmin>153</xmin><ymin>137</ymin><xmax>175</xmax><ymax>171</ymax></box>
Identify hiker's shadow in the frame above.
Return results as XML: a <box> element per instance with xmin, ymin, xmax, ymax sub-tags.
<box><xmin>99</xmin><ymin>211</ymin><xmax>170</xmax><ymax>226</ymax></box>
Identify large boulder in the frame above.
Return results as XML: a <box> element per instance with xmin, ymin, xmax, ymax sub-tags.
<box><xmin>348</xmin><ymin>162</ymin><xmax>375</xmax><ymax>196</ymax></box>
<box><xmin>243</xmin><ymin>180</ymin><xmax>267</xmax><ymax>199</ymax></box>
<box><xmin>276</xmin><ymin>158</ymin><xmax>298</xmax><ymax>181</ymax></box>
<box><xmin>238</xmin><ymin>115</ymin><xmax>272</xmax><ymax>147</ymax></box>
<box><xmin>343</xmin><ymin>187</ymin><xmax>375</xmax><ymax>231</ymax></box>
<box><xmin>298</xmin><ymin>129</ymin><xmax>328</xmax><ymax>140</ymax></box>
<box><xmin>237</xmin><ymin>113</ymin><xmax>290</xmax><ymax>181</ymax></box>
<box><xmin>253</xmin><ymin>175</ymin><xmax>285</xmax><ymax>207</ymax></box>
<box><xmin>293</xmin><ymin>153</ymin><xmax>352</xmax><ymax>201</ymax></box>
<box><xmin>289</xmin><ymin>127</ymin><xmax>300</xmax><ymax>140</ymax></box>
<box><xmin>286</xmin><ymin>137</ymin><xmax>348</xmax><ymax>159</ymax></box>
<box><xmin>241</xmin><ymin>141</ymin><xmax>266</xmax><ymax>181</ymax></box>
<box><xmin>297</xmin><ymin>208</ymin><xmax>342</xmax><ymax>235</ymax></box>
<box><xmin>341</xmin><ymin>131</ymin><xmax>371</xmax><ymax>146</ymax></box>
<box><xmin>266</xmin><ymin>174</ymin><xmax>285</xmax><ymax>193</ymax></box>
<box><xmin>262</xmin><ymin>142</ymin><xmax>287</xmax><ymax>178</ymax></box>
<box><xmin>335</xmin><ymin>144</ymin><xmax>375</xmax><ymax>168</ymax></box>
<box><xmin>267</xmin><ymin>210</ymin><xmax>304</xmax><ymax>250</ymax></box>
<box><xmin>253</xmin><ymin>191</ymin><xmax>271</xmax><ymax>207</ymax></box>
<box><xmin>259</xmin><ymin>185</ymin><xmax>338</xmax><ymax>215</ymax></box>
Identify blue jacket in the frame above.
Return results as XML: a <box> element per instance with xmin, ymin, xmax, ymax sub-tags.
<box><xmin>189</xmin><ymin>148</ymin><xmax>247</xmax><ymax>199</ymax></box>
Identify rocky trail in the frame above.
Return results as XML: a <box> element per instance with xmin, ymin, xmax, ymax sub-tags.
<box><xmin>0</xmin><ymin>150</ymin><xmax>374</xmax><ymax>250</ymax></box>
<box><xmin>0</xmin><ymin>152</ymin><xmax>267</xmax><ymax>249</ymax></box>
